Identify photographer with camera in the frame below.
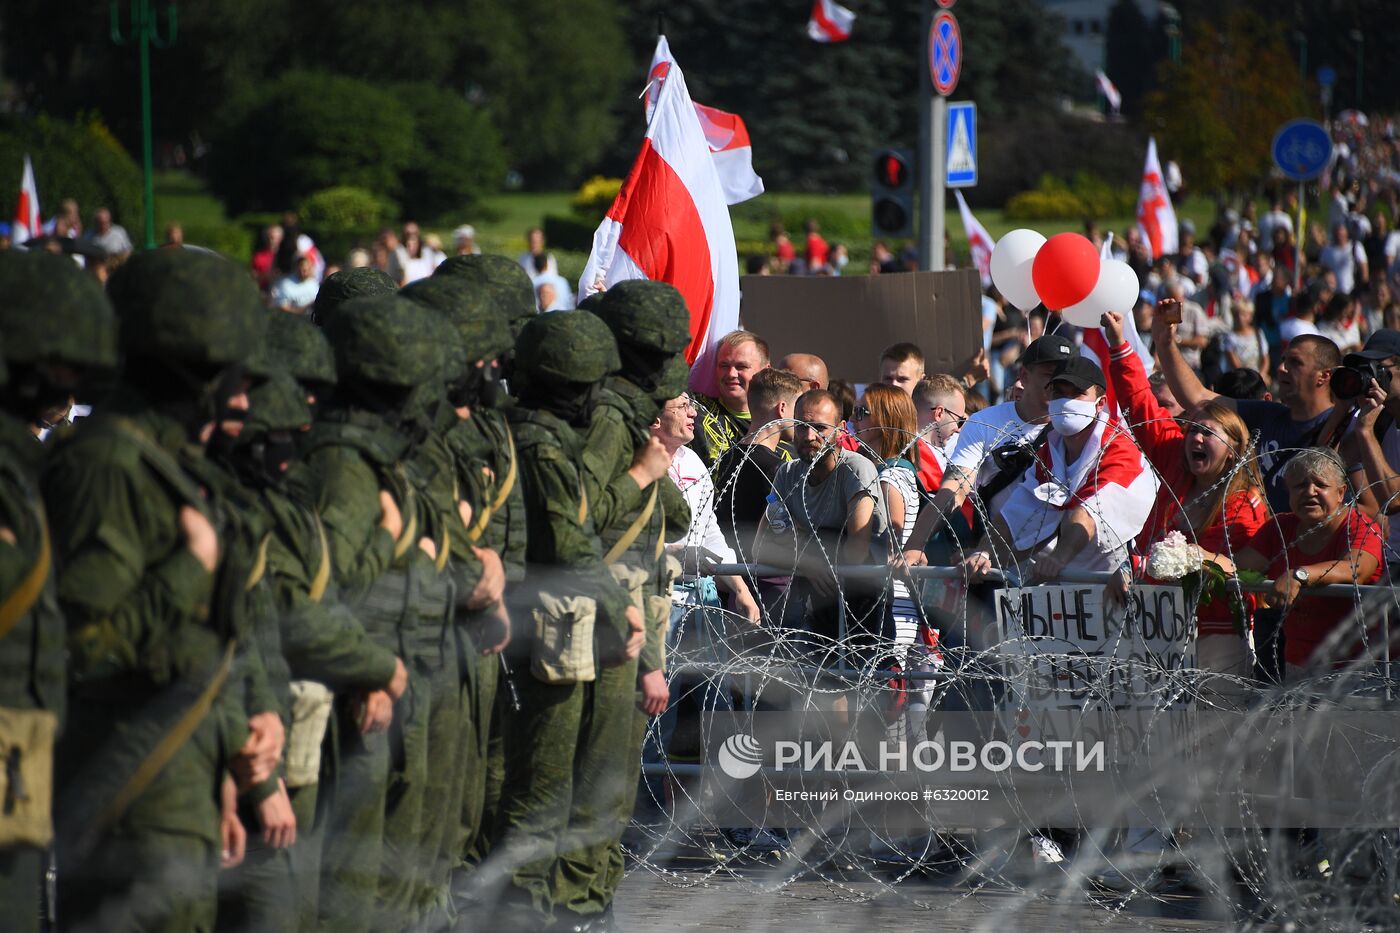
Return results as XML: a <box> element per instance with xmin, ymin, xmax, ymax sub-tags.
<box><xmin>1334</xmin><ymin>329</ymin><xmax>1400</xmax><ymax>570</ymax></box>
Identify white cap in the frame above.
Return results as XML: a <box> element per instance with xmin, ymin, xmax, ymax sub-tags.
<box><xmin>452</xmin><ymin>225</ymin><xmax>476</xmax><ymax>244</ymax></box>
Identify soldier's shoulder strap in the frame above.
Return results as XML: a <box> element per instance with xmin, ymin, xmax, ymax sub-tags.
<box><xmin>0</xmin><ymin>501</ymin><xmax>50</xmax><ymax>642</ymax></box>
<box><xmin>466</xmin><ymin>421</ymin><xmax>517</xmax><ymax>543</ymax></box>
<box><xmin>603</xmin><ymin>482</ymin><xmax>658</xmax><ymax>565</ymax></box>
<box><xmin>78</xmin><ymin>640</ymin><xmax>237</xmax><ymax>859</ymax></box>
<box><xmin>309</xmin><ymin>515</ymin><xmax>332</xmax><ymax>602</ymax></box>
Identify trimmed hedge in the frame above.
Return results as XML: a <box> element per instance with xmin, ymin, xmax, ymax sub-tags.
<box><xmin>1004</xmin><ymin>172</ymin><xmax>1137</xmax><ymax>221</ymax></box>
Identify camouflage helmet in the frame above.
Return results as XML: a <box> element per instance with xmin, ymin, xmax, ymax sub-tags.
<box><xmin>323</xmin><ymin>294</ymin><xmax>445</xmax><ymax>388</ymax></box>
<box><xmin>0</xmin><ymin>250</ymin><xmax>119</xmax><ymax>370</ymax></box>
<box><xmin>593</xmin><ymin>281</ymin><xmax>691</xmax><ymax>355</ymax></box>
<box><xmin>514</xmin><ymin>310</ymin><xmax>619</xmax><ymax>386</ymax></box>
<box><xmin>246</xmin><ymin>371</ymin><xmax>312</xmax><ymax>434</ymax></box>
<box><xmin>267</xmin><ymin>311</ymin><xmax>337</xmax><ymax>386</ymax></box>
<box><xmin>432</xmin><ymin>254</ymin><xmax>536</xmax><ymax>335</ymax></box>
<box><xmin>400</xmin><ymin>276</ymin><xmax>513</xmax><ymax>365</ymax></box>
<box><xmin>107</xmin><ymin>248</ymin><xmax>263</xmax><ymax>368</ymax></box>
<box><xmin>576</xmin><ymin>290</ymin><xmax>606</xmax><ymax>314</ymax></box>
<box><xmin>652</xmin><ymin>354</ymin><xmax>692</xmax><ymax>403</ymax></box>
<box><xmin>312</xmin><ymin>267</ymin><xmax>397</xmax><ymax>327</ymax></box>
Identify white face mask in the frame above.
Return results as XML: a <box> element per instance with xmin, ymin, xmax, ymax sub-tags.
<box><xmin>1048</xmin><ymin>397</ymin><xmax>1099</xmax><ymax>436</ymax></box>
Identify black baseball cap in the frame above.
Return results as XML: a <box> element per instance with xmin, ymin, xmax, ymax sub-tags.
<box><xmin>1354</xmin><ymin>328</ymin><xmax>1400</xmax><ymax>361</ymax></box>
<box><xmin>1018</xmin><ymin>334</ymin><xmax>1076</xmax><ymax>368</ymax></box>
<box><xmin>1049</xmin><ymin>355</ymin><xmax>1106</xmax><ymax>393</ymax></box>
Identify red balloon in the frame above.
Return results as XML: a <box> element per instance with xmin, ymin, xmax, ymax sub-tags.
<box><xmin>1030</xmin><ymin>233</ymin><xmax>1101</xmax><ymax>311</ymax></box>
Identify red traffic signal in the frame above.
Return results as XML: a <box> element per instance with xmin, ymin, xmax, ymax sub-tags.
<box><xmin>876</xmin><ymin>152</ymin><xmax>910</xmax><ymax>189</ymax></box>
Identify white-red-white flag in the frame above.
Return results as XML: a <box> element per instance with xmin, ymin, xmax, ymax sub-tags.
<box><xmin>1094</xmin><ymin>70</ymin><xmax>1122</xmax><ymax>114</ymax></box>
<box><xmin>579</xmin><ymin>52</ymin><xmax>740</xmax><ymax>397</ymax></box>
<box><xmin>1135</xmin><ymin>137</ymin><xmax>1178</xmax><ymax>260</ymax></box>
<box><xmin>807</xmin><ymin>0</ymin><xmax>854</xmax><ymax>42</ymax></box>
<box><xmin>13</xmin><ymin>155</ymin><xmax>40</xmax><ymax>247</ymax></box>
<box><xmin>954</xmin><ymin>191</ymin><xmax>992</xmax><ymax>288</ymax></box>
<box><xmin>648</xmin><ymin>37</ymin><xmax>764</xmax><ymax>206</ymax></box>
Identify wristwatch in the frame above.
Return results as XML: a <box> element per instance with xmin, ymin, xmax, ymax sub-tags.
<box><xmin>1292</xmin><ymin>568</ymin><xmax>1311</xmax><ymax>585</ymax></box>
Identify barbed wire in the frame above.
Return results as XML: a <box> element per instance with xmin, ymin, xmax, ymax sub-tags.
<box><xmin>626</xmin><ymin>408</ymin><xmax>1400</xmax><ymax>928</ymax></box>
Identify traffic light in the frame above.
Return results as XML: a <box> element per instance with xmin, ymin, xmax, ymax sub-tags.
<box><xmin>871</xmin><ymin>148</ymin><xmax>914</xmax><ymax>238</ymax></box>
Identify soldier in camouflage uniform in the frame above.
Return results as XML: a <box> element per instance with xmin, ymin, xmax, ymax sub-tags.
<box><xmin>486</xmin><ymin>310</ymin><xmax>645</xmax><ymax>932</ymax></box>
<box><xmin>303</xmin><ymin>294</ymin><xmax>461</xmax><ymax>931</ymax></box>
<box><xmin>309</xmin><ymin>266</ymin><xmax>398</xmax><ymax>329</ymax></box>
<box><xmin>262</xmin><ymin>321</ymin><xmax>415</xmax><ymax>929</ymax></box>
<box><xmin>182</xmin><ymin>340</ymin><xmax>303</xmax><ymax>933</ymax></box>
<box><xmin>415</xmin><ymin>268</ymin><xmax>532</xmax><ymax>910</ymax></box>
<box><xmin>0</xmin><ymin>252</ymin><xmax>117</xmax><ymax>933</ymax></box>
<box><xmin>264</xmin><ymin>310</ymin><xmax>337</xmax><ymax>417</ymax></box>
<box><xmin>433</xmin><ymin>253</ymin><xmax>539</xmax><ymax>341</ymax></box>
<box><xmin>400</xmin><ymin>276</ymin><xmax>516</xmax><ymax>922</ymax></box>
<box><xmin>43</xmin><ymin>249</ymin><xmax>264</xmax><ymax>932</ymax></box>
<box><xmin>552</xmin><ymin>281</ymin><xmax>693</xmax><ymax>929</ymax></box>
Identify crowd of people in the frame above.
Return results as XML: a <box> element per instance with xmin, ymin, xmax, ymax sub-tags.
<box><xmin>249</xmin><ymin>217</ymin><xmax>578</xmax><ymax>316</ymax></box>
<box><xmin>5</xmin><ymin>116</ymin><xmax>1400</xmax><ymax>929</ymax></box>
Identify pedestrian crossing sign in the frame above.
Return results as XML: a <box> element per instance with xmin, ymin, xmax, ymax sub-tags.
<box><xmin>946</xmin><ymin>102</ymin><xmax>977</xmax><ymax>188</ymax></box>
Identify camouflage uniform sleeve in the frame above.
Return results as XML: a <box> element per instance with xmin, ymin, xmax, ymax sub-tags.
<box><xmin>519</xmin><ymin>444</ymin><xmax>632</xmax><ymax>640</ymax></box>
<box><xmin>306</xmin><ymin>448</ymin><xmax>397</xmax><ymax>592</ymax></box>
<box><xmin>637</xmin><ymin>477</ymin><xmax>689</xmax><ymax>674</ymax></box>
<box><xmin>446</xmin><ymin>499</ymin><xmax>486</xmax><ymax>610</ymax></box>
<box><xmin>580</xmin><ymin>406</ymin><xmax>647</xmax><ymax>536</ymax></box>
<box><xmin>265</xmin><ymin>518</ymin><xmax>398</xmax><ymax>691</ymax></box>
<box><xmin>0</xmin><ymin>478</ymin><xmax>34</xmax><ymax>598</ymax></box>
<box><xmin>499</xmin><ymin>452</ymin><xmax>528</xmax><ymax>582</ymax></box>
<box><xmin>659</xmin><ymin>475</ymin><xmax>690</xmax><ymax>535</ymax></box>
<box><xmin>42</xmin><ymin>450</ymin><xmax>217</xmax><ymax>681</ymax></box>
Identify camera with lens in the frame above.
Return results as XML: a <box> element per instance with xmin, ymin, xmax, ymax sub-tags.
<box><xmin>1331</xmin><ymin>354</ymin><xmax>1393</xmax><ymax>401</ymax></box>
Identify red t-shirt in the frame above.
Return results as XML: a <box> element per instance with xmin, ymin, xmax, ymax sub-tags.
<box><xmin>775</xmin><ymin>237</ymin><xmax>796</xmax><ymax>262</ymax></box>
<box><xmin>1247</xmin><ymin>509</ymin><xmax>1384</xmax><ymax>667</ymax></box>
<box><xmin>806</xmin><ymin>232</ymin><xmax>829</xmax><ymax>267</ymax></box>
<box><xmin>1108</xmin><ymin>341</ymin><xmax>1270</xmax><ymax>634</ymax></box>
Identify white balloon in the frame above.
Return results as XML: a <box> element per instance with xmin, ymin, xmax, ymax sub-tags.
<box><xmin>990</xmin><ymin>228</ymin><xmax>1046</xmax><ymax>312</ymax></box>
<box><xmin>1061</xmin><ymin>258</ymin><xmax>1141</xmax><ymax>327</ymax></box>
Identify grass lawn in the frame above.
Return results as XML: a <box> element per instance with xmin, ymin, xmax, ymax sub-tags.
<box><xmin>153</xmin><ymin>170</ymin><xmax>232</xmax><ymax>230</ymax></box>
<box><xmin>151</xmin><ymin>170</ymin><xmax>1219</xmax><ymax>285</ymax></box>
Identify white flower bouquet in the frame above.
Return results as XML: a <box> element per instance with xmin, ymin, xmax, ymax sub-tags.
<box><xmin>1144</xmin><ymin>530</ymin><xmax>1260</xmax><ymax>636</ymax></box>
<box><xmin>1144</xmin><ymin>530</ymin><xmax>1203</xmax><ymax>581</ymax></box>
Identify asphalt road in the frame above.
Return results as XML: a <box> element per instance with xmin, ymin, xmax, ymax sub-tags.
<box><xmin>614</xmin><ymin>864</ymin><xmax>1239</xmax><ymax>932</ymax></box>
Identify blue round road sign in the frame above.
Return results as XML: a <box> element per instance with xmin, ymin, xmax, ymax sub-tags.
<box><xmin>1316</xmin><ymin>66</ymin><xmax>1337</xmax><ymax>88</ymax></box>
<box><xmin>1271</xmin><ymin>119</ymin><xmax>1333</xmax><ymax>181</ymax></box>
<box><xmin>929</xmin><ymin>11</ymin><xmax>961</xmax><ymax>97</ymax></box>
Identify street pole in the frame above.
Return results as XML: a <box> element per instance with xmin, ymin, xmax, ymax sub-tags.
<box><xmin>111</xmin><ymin>0</ymin><xmax>177</xmax><ymax>250</ymax></box>
<box><xmin>1294</xmin><ymin>180</ymin><xmax>1304</xmax><ymax>291</ymax></box>
<box><xmin>918</xmin><ymin>3</ymin><xmax>945</xmax><ymax>271</ymax></box>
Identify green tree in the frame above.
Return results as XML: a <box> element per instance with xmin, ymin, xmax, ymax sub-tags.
<box><xmin>206</xmin><ymin>72</ymin><xmax>414</xmax><ymax>214</ymax></box>
<box><xmin>610</xmin><ymin>0</ymin><xmax>1083</xmax><ymax>192</ymax></box>
<box><xmin>1145</xmin><ymin>10</ymin><xmax>1310</xmax><ymax>195</ymax></box>
<box><xmin>388</xmin><ymin>84</ymin><xmax>505</xmax><ymax>222</ymax></box>
<box><xmin>459</xmin><ymin>0</ymin><xmax>630</xmax><ymax>187</ymax></box>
